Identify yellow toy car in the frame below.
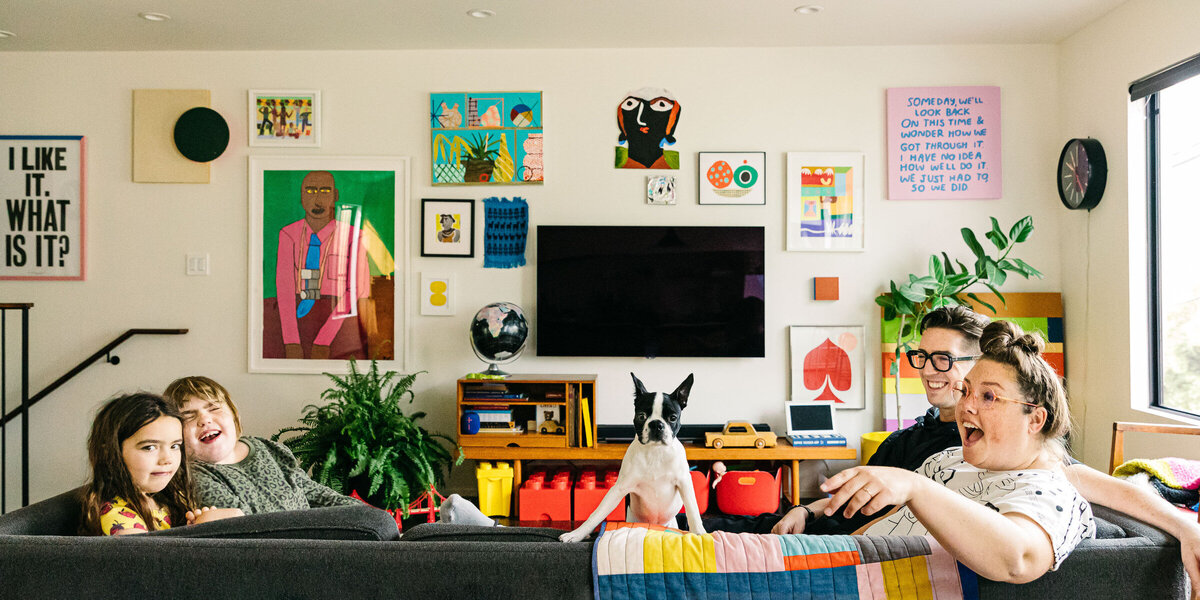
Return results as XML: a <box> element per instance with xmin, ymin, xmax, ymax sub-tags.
<box><xmin>705</xmin><ymin>421</ymin><xmax>776</xmax><ymax>449</ymax></box>
<box><xmin>538</xmin><ymin>420</ymin><xmax>564</xmax><ymax>435</ymax></box>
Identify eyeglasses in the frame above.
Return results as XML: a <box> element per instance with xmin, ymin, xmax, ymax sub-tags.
<box><xmin>905</xmin><ymin>349</ymin><xmax>979</xmax><ymax>372</ymax></box>
<box><xmin>951</xmin><ymin>380</ymin><xmax>1039</xmax><ymax>409</ymax></box>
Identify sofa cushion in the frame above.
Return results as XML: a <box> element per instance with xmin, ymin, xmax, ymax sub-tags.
<box><xmin>0</xmin><ymin>488</ymin><xmax>83</xmax><ymax>536</ymax></box>
<box><xmin>146</xmin><ymin>504</ymin><xmax>400</xmax><ymax>541</ymax></box>
<box><xmin>401</xmin><ymin>522</ymin><xmax>568</xmax><ymax>543</ymax></box>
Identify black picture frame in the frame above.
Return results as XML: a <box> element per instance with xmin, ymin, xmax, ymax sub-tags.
<box><xmin>421</xmin><ymin>198</ymin><xmax>475</xmax><ymax>257</ymax></box>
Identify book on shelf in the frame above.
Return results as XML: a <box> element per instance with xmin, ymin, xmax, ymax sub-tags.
<box><xmin>788</xmin><ymin>434</ymin><xmax>847</xmax><ymax>447</ymax></box>
<box><xmin>462</xmin><ymin>392</ymin><xmax>528</xmax><ymax>400</ymax></box>
<box><xmin>580</xmin><ymin>396</ymin><xmax>593</xmax><ymax>447</ymax></box>
<box><xmin>473</xmin><ymin>425</ymin><xmax>525</xmax><ymax>434</ymax></box>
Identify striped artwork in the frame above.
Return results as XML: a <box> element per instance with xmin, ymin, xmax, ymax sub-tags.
<box><xmin>593</xmin><ymin>522</ymin><xmax>977</xmax><ymax>600</ymax></box>
<box><xmin>880</xmin><ymin>293</ymin><xmax>1065</xmax><ymax>430</ymax></box>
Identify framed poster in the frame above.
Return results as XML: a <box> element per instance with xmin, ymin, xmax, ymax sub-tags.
<box><xmin>249</xmin><ymin>90</ymin><xmax>321</xmax><ymax>148</ymax></box>
<box><xmin>420</xmin><ymin>199</ymin><xmax>474</xmax><ymax>257</ymax></box>
<box><xmin>420</xmin><ymin>273</ymin><xmax>455</xmax><ymax>316</ymax></box>
<box><xmin>431</xmin><ymin>91</ymin><xmax>543</xmax><ymax>185</ymax></box>
<box><xmin>1</xmin><ymin>135</ymin><xmax>85</xmax><ymax>280</ymax></box>
<box><xmin>886</xmin><ymin>86</ymin><xmax>1001</xmax><ymax>200</ymax></box>
<box><xmin>789</xmin><ymin>325</ymin><xmax>865</xmax><ymax>410</ymax></box>
<box><xmin>248</xmin><ymin>156</ymin><xmax>408</xmax><ymax>374</ymax></box>
<box><xmin>698</xmin><ymin>152</ymin><xmax>765</xmax><ymax>205</ymax></box>
<box><xmin>786</xmin><ymin>152</ymin><xmax>865</xmax><ymax>252</ymax></box>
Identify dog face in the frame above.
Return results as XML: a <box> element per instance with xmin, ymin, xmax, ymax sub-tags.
<box><xmin>631</xmin><ymin>373</ymin><xmax>694</xmax><ymax>444</ymax></box>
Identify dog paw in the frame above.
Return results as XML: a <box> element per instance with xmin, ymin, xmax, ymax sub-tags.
<box><xmin>559</xmin><ymin>530</ymin><xmax>586</xmax><ymax>543</ymax></box>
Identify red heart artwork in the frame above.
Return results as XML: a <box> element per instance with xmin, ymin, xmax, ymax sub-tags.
<box><xmin>803</xmin><ymin>338</ymin><xmax>852</xmax><ymax>402</ymax></box>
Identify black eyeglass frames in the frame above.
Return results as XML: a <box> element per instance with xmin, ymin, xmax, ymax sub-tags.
<box><xmin>905</xmin><ymin>349</ymin><xmax>980</xmax><ymax>372</ymax></box>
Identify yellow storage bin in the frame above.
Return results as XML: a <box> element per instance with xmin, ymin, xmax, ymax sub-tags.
<box><xmin>860</xmin><ymin>431</ymin><xmax>892</xmax><ymax>465</ymax></box>
<box><xmin>475</xmin><ymin>461</ymin><xmax>514</xmax><ymax>517</ymax></box>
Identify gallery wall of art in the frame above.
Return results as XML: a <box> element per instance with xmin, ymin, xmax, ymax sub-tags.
<box><xmin>0</xmin><ymin>43</ymin><xmax>1072</xmax><ymax>502</ymax></box>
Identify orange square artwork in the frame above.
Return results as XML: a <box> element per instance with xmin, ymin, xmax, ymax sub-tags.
<box><xmin>814</xmin><ymin>277</ymin><xmax>839</xmax><ymax>301</ymax></box>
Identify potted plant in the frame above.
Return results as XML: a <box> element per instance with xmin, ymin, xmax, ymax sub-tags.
<box><xmin>874</xmin><ymin>215</ymin><xmax>1043</xmax><ymax>431</ymax></box>
<box><xmin>272</xmin><ymin>359</ymin><xmax>463</xmax><ymax>516</ymax></box>
<box><xmin>462</xmin><ymin>133</ymin><xmax>499</xmax><ymax>183</ymax></box>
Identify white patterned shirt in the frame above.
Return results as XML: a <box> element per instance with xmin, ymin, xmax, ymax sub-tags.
<box><xmin>864</xmin><ymin>447</ymin><xmax>1096</xmax><ymax>570</ymax></box>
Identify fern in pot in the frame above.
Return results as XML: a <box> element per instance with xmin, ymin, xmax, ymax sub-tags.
<box><xmin>273</xmin><ymin>359</ymin><xmax>463</xmax><ymax>516</ymax></box>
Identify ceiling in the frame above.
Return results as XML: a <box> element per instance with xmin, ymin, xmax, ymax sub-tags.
<box><xmin>0</xmin><ymin>0</ymin><xmax>1129</xmax><ymax>52</ymax></box>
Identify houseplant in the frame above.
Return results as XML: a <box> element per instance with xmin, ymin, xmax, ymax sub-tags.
<box><xmin>462</xmin><ymin>132</ymin><xmax>500</xmax><ymax>183</ymax></box>
<box><xmin>874</xmin><ymin>215</ymin><xmax>1043</xmax><ymax>429</ymax></box>
<box><xmin>272</xmin><ymin>359</ymin><xmax>463</xmax><ymax>516</ymax></box>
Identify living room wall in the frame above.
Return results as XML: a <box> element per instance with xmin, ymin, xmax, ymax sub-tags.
<box><xmin>0</xmin><ymin>43</ymin><xmax>1065</xmax><ymax>504</ymax></box>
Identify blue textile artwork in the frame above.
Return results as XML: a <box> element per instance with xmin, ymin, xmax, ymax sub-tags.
<box><xmin>483</xmin><ymin>197</ymin><xmax>529</xmax><ymax>269</ymax></box>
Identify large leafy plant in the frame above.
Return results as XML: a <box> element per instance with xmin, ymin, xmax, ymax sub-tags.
<box><xmin>273</xmin><ymin>360</ymin><xmax>463</xmax><ymax>515</ymax></box>
<box><xmin>874</xmin><ymin>216</ymin><xmax>1043</xmax><ymax>427</ymax></box>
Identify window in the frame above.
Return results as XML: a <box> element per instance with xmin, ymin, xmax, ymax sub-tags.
<box><xmin>1135</xmin><ymin>54</ymin><xmax>1200</xmax><ymax>417</ymax></box>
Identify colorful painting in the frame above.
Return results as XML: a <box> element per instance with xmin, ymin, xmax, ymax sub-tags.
<box><xmin>248</xmin><ymin>90</ymin><xmax>320</xmax><ymax>148</ymax></box>
<box><xmin>421</xmin><ymin>199</ymin><xmax>474</xmax><ymax>257</ymax></box>
<box><xmin>248</xmin><ymin>156</ymin><xmax>408</xmax><ymax>374</ymax></box>
<box><xmin>698</xmin><ymin>152</ymin><xmax>765</xmax><ymax>205</ymax></box>
<box><xmin>786</xmin><ymin>152</ymin><xmax>865</xmax><ymax>252</ymax></box>
<box><xmin>420</xmin><ymin>273</ymin><xmax>455</xmax><ymax>316</ymax></box>
<box><xmin>615</xmin><ymin>87</ymin><xmax>681</xmax><ymax>170</ymax></box>
<box><xmin>789</xmin><ymin>325</ymin><xmax>865</xmax><ymax>410</ymax></box>
<box><xmin>880</xmin><ymin>293</ymin><xmax>1064</xmax><ymax>430</ymax></box>
<box><xmin>431</xmin><ymin>91</ymin><xmax>543</xmax><ymax>185</ymax></box>
<box><xmin>1</xmin><ymin>135</ymin><xmax>86</xmax><ymax>280</ymax></box>
<box><xmin>646</xmin><ymin>176</ymin><xmax>676</xmax><ymax>205</ymax></box>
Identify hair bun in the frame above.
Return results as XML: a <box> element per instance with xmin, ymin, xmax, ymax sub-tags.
<box><xmin>980</xmin><ymin>320</ymin><xmax>1044</xmax><ymax>356</ymax></box>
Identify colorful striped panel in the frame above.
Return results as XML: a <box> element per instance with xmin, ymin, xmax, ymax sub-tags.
<box><xmin>593</xmin><ymin>523</ymin><xmax>977</xmax><ymax>600</ymax></box>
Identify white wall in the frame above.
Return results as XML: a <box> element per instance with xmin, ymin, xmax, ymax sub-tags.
<box><xmin>0</xmin><ymin>44</ymin><xmax>1064</xmax><ymax>505</ymax></box>
<box><xmin>1059</xmin><ymin>0</ymin><xmax>1200</xmax><ymax>468</ymax></box>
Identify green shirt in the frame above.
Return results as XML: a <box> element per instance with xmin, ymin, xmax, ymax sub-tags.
<box><xmin>192</xmin><ymin>436</ymin><xmax>359</xmax><ymax>514</ymax></box>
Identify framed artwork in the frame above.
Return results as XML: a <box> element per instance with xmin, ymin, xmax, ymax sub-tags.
<box><xmin>647</xmin><ymin>176</ymin><xmax>676</xmax><ymax>205</ymax></box>
<box><xmin>248</xmin><ymin>156</ymin><xmax>408</xmax><ymax>374</ymax></box>
<box><xmin>430</xmin><ymin>91</ymin><xmax>543</xmax><ymax>185</ymax></box>
<box><xmin>249</xmin><ymin>90</ymin><xmax>321</xmax><ymax>148</ymax></box>
<box><xmin>420</xmin><ymin>199</ymin><xmax>474</xmax><ymax>257</ymax></box>
<box><xmin>419</xmin><ymin>273</ymin><xmax>455</xmax><ymax>316</ymax></box>
<box><xmin>1</xmin><ymin>135</ymin><xmax>86</xmax><ymax>280</ymax></box>
<box><xmin>698</xmin><ymin>152</ymin><xmax>765</xmax><ymax>205</ymax></box>
<box><xmin>786</xmin><ymin>152</ymin><xmax>865</xmax><ymax>252</ymax></box>
<box><xmin>789</xmin><ymin>325</ymin><xmax>865</xmax><ymax>410</ymax></box>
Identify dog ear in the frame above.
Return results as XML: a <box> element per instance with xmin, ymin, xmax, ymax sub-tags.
<box><xmin>631</xmin><ymin>373</ymin><xmax>648</xmax><ymax>397</ymax></box>
<box><xmin>672</xmin><ymin>374</ymin><xmax>695</xmax><ymax>408</ymax></box>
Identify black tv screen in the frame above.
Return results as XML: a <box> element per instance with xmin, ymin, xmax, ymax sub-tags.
<box><xmin>537</xmin><ymin>226</ymin><xmax>764</xmax><ymax>358</ymax></box>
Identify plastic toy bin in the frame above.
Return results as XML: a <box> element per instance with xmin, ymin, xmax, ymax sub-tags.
<box><xmin>677</xmin><ymin>469</ymin><xmax>710</xmax><ymax>514</ymax></box>
<box><xmin>519</xmin><ymin>469</ymin><xmax>572</xmax><ymax>522</ymax></box>
<box><xmin>714</xmin><ymin>468</ymin><xmax>781</xmax><ymax>516</ymax></box>
<box><xmin>475</xmin><ymin>461</ymin><xmax>514</xmax><ymax>517</ymax></box>
<box><xmin>573</xmin><ymin>469</ymin><xmax>624</xmax><ymax>523</ymax></box>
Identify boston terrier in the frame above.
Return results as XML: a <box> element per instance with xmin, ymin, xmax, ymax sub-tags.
<box><xmin>559</xmin><ymin>373</ymin><xmax>706</xmax><ymax>542</ymax></box>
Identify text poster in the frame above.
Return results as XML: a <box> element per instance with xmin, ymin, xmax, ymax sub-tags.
<box><xmin>887</xmin><ymin>86</ymin><xmax>1001</xmax><ymax>200</ymax></box>
<box><xmin>1</xmin><ymin>136</ymin><xmax>85</xmax><ymax>280</ymax></box>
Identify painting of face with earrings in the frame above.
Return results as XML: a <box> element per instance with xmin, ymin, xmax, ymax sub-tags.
<box><xmin>615</xmin><ymin>87</ymin><xmax>681</xmax><ymax>170</ymax></box>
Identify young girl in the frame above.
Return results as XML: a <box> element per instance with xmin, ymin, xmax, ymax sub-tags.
<box><xmin>79</xmin><ymin>393</ymin><xmax>242</xmax><ymax>536</ymax></box>
<box><xmin>163</xmin><ymin>376</ymin><xmax>360</xmax><ymax>514</ymax></box>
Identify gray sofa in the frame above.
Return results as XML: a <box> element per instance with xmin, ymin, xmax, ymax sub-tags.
<box><xmin>0</xmin><ymin>488</ymin><xmax>1188</xmax><ymax>599</ymax></box>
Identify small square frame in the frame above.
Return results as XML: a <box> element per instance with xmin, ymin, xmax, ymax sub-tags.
<box><xmin>420</xmin><ymin>273</ymin><xmax>456</xmax><ymax>316</ymax></box>
<box><xmin>421</xmin><ymin>199</ymin><xmax>475</xmax><ymax>257</ymax></box>
<box><xmin>248</xmin><ymin>90</ymin><xmax>321</xmax><ymax>148</ymax></box>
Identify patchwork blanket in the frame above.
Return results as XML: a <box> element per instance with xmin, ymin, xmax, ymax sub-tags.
<box><xmin>592</xmin><ymin>523</ymin><xmax>977</xmax><ymax>600</ymax></box>
<box><xmin>1114</xmin><ymin>457</ymin><xmax>1200</xmax><ymax>491</ymax></box>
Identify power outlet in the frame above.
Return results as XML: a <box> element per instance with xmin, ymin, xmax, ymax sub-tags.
<box><xmin>186</xmin><ymin>253</ymin><xmax>210</xmax><ymax>276</ymax></box>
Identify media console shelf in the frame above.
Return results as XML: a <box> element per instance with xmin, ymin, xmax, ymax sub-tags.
<box><xmin>456</xmin><ymin>374</ymin><xmax>597</xmax><ymax>449</ymax></box>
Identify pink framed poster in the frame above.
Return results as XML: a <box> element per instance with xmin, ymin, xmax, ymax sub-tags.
<box><xmin>886</xmin><ymin>86</ymin><xmax>1001</xmax><ymax>200</ymax></box>
<box><xmin>789</xmin><ymin>325</ymin><xmax>865</xmax><ymax>410</ymax></box>
<box><xmin>1</xmin><ymin>135</ymin><xmax>86</xmax><ymax>280</ymax></box>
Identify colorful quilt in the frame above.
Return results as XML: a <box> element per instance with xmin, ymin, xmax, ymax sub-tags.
<box><xmin>592</xmin><ymin>523</ymin><xmax>977</xmax><ymax>600</ymax></box>
<box><xmin>1114</xmin><ymin>457</ymin><xmax>1200</xmax><ymax>490</ymax></box>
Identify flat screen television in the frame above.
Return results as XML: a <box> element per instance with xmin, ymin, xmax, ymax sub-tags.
<box><xmin>536</xmin><ymin>226</ymin><xmax>764</xmax><ymax>358</ymax></box>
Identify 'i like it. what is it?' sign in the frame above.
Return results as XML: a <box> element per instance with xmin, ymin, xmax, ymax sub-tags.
<box><xmin>1</xmin><ymin>135</ymin><xmax>86</xmax><ymax>280</ymax></box>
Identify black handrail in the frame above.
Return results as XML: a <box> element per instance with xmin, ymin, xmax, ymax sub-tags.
<box><xmin>0</xmin><ymin>328</ymin><xmax>188</xmax><ymax>427</ymax></box>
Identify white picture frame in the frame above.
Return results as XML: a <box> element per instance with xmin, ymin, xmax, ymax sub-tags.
<box><xmin>248</xmin><ymin>90</ymin><xmax>322</xmax><ymax>148</ymax></box>
<box><xmin>698</xmin><ymin>152</ymin><xmax>766</xmax><ymax>205</ymax></box>
<box><xmin>786</xmin><ymin>152</ymin><xmax>865</xmax><ymax>252</ymax></box>
<box><xmin>420</xmin><ymin>273</ymin><xmax>455</xmax><ymax>316</ymax></box>
<box><xmin>789</xmin><ymin>325</ymin><xmax>866</xmax><ymax>410</ymax></box>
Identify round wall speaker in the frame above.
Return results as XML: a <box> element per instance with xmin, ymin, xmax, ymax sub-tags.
<box><xmin>174</xmin><ymin>107</ymin><xmax>229</xmax><ymax>163</ymax></box>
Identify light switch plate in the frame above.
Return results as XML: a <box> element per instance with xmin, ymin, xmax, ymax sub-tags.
<box><xmin>186</xmin><ymin>253</ymin><xmax>210</xmax><ymax>276</ymax></box>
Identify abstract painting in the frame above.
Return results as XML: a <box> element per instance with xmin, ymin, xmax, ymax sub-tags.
<box><xmin>698</xmin><ymin>152</ymin><xmax>765</xmax><ymax>205</ymax></box>
<box><xmin>431</xmin><ymin>91</ymin><xmax>543</xmax><ymax>185</ymax></box>
<box><xmin>790</xmin><ymin>325</ymin><xmax>865</xmax><ymax>410</ymax></box>
<box><xmin>615</xmin><ymin>87</ymin><xmax>681</xmax><ymax>169</ymax></box>
<box><xmin>786</xmin><ymin>152</ymin><xmax>865</xmax><ymax>252</ymax></box>
<box><xmin>248</xmin><ymin>90</ymin><xmax>321</xmax><ymax>148</ymax></box>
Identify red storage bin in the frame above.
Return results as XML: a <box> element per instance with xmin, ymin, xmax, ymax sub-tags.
<box><xmin>714</xmin><ymin>468</ymin><xmax>781</xmax><ymax>516</ymax></box>
<box><xmin>519</xmin><ymin>469</ymin><xmax>572</xmax><ymax>522</ymax></box>
<box><xmin>678</xmin><ymin>469</ymin><xmax>710</xmax><ymax>514</ymax></box>
<box><xmin>573</xmin><ymin>469</ymin><xmax>624</xmax><ymax>523</ymax></box>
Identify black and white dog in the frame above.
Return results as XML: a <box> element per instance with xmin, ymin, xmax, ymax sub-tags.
<box><xmin>559</xmin><ymin>373</ymin><xmax>706</xmax><ymax>542</ymax></box>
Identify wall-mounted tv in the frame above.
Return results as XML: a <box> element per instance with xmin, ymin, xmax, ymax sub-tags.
<box><xmin>536</xmin><ymin>226</ymin><xmax>764</xmax><ymax>358</ymax></box>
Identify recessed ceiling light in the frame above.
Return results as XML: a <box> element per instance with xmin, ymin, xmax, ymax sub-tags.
<box><xmin>138</xmin><ymin>12</ymin><xmax>172</xmax><ymax>22</ymax></box>
<box><xmin>467</xmin><ymin>9</ymin><xmax>495</xmax><ymax>18</ymax></box>
<box><xmin>794</xmin><ymin>5</ymin><xmax>824</xmax><ymax>14</ymax></box>
<box><xmin>0</xmin><ymin>30</ymin><xmax>14</xmax><ymax>39</ymax></box>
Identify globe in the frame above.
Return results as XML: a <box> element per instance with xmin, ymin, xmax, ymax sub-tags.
<box><xmin>469</xmin><ymin>302</ymin><xmax>529</xmax><ymax>375</ymax></box>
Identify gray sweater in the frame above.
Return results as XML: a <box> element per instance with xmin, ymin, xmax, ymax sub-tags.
<box><xmin>192</xmin><ymin>436</ymin><xmax>359</xmax><ymax>514</ymax></box>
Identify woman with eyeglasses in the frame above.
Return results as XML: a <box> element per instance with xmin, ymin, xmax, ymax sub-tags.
<box><xmin>820</xmin><ymin>320</ymin><xmax>1095</xmax><ymax>583</ymax></box>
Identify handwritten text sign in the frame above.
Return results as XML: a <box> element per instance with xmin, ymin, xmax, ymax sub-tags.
<box><xmin>2</xmin><ymin>136</ymin><xmax>86</xmax><ymax>280</ymax></box>
<box><xmin>887</xmin><ymin>86</ymin><xmax>1001</xmax><ymax>200</ymax></box>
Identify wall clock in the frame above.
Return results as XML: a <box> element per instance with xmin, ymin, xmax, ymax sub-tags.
<box><xmin>1057</xmin><ymin>138</ymin><xmax>1107</xmax><ymax>210</ymax></box>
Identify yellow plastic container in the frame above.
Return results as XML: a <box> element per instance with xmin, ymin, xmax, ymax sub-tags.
<box><xmin>475</xmin><ymin>461</ymin><xmax>514</xmax><ymax>517</ymax></box>
<box><xmin>860</xmin><ymin>431</ymin><xmax>892</xmax><ymax>465</ymax></box>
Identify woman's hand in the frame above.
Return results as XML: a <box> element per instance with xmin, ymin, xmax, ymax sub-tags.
<box><xmin>186</xmin><ymin>506</ymin><xmax>245</xmax><ymax>525</ymax></box>
<box><xmin>771</xmin><ymin>506</ymin><xmax>810</xmax><ymax>535</ymax></box>
<box><xmin>820</xmin><ymin>466</ymin><xmax>925</xmax><ymax>519</ymax></box>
